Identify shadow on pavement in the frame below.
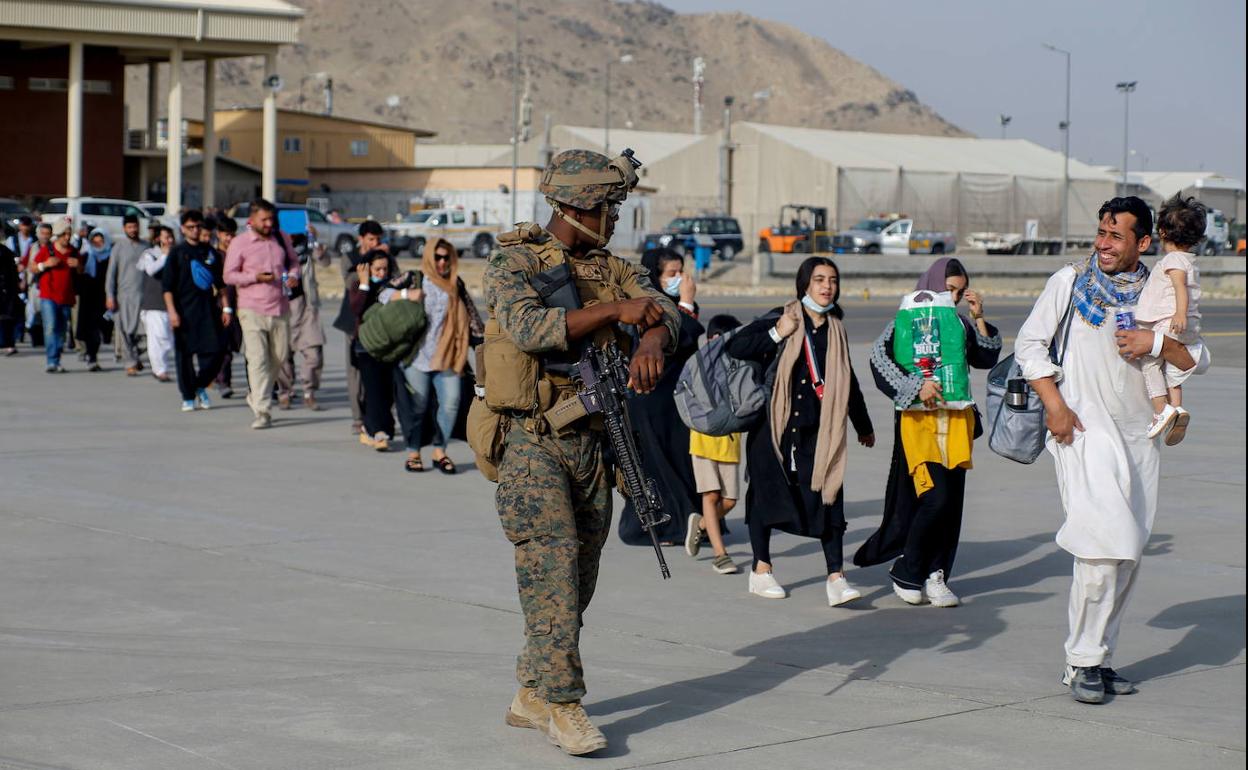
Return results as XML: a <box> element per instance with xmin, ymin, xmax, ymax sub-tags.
<box><xmin>588</xmin><ymin>589</ymin><xmax>1050</xmax><ymax>757</ymax></box>
<box><xmin>1127</xmin><ymin>595</ymin><xmax>1247</xmax><ymax>681</ymax></box>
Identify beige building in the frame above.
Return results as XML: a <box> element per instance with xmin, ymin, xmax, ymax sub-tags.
<box><xmin>212</xmin><ymin>108</ymin><xmax>433</xmax><ymax>199</ymax></box>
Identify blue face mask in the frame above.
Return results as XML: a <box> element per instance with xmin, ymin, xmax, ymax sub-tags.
<box><xmin>663</xmin><ymin>275</ymin><xmax>682</xmax><ymax>297</ymax></box>
<box><xmin>369</xmin><ymin>275</ymin><xmax>384</xmax><ymax>284</ymax></box>
<box><xmin>802</xmin><ymin>294</ymin><xmax>835</xmax><ymax>315</ymax></box>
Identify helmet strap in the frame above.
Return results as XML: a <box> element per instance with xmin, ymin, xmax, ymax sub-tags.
<box><xmin>552</xmin><ymin>200</ymin><xmax>609</xmax><ymax>249</ymax></box>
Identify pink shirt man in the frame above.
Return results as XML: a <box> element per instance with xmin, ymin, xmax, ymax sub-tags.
<box><xmin>223</xmin><ymin>229</ymin><xmax>301</xmax><ymax>316</ymax></box>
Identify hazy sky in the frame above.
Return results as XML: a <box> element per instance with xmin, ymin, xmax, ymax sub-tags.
<box><xmin>660</xmin><ymin>0</ymin><xmax>1247</xmax><ymax>181</ymax></box>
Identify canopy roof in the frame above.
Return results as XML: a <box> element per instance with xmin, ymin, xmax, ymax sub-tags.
<box><xmin>743</xmin><ymin>122</ymin><xmax>1114</xmax><ymax>181</ymax></box>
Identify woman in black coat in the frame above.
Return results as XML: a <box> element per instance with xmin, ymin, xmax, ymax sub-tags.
<box><xmin>618</xmin><ymin>248</ymin><xmax>705</xmax><ymax>546</ymax></box>
<box><xmin>726</xmin><ymin>257</ymin><xmax>874</xmax><ymax>606</ymax></box>
<box><xmin>0</xmin><ymin>242</ymin><xmax>24</xmax><ymax>354</ymax></box>
<box><xmin>854</xmin><ymin>258</ymin><xmax>1001</xmax><ymax>608</ymax></box>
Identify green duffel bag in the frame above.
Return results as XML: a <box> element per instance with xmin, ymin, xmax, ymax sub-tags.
<box><xmin>892</xmin><ymin>289</ymin><xmax>972</xmax><ymax>410</ymax></box>
<box><xmin>359</xmin><ymin>299</ymin><xmax>427</xmax><ymax>365</ymax></box>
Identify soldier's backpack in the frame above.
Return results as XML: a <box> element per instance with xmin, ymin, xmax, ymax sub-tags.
<box><xmin>674</xmin><ymin>327</ymin><xmax>767</xmax><ymax>436</ymax></box>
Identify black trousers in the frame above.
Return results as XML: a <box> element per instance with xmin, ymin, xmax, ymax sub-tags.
<box><xmin>748</xmin><ymin>515</ymin><xmax>844</xmax><ymax>574</ymax></box>
<box><xmin>76</xmin><ymin>280</ymin><xmax>110</xmax><ymax>363</ymax></box>
<box><xmin>890</xmin><ymin>463</ymin><xmax>967</xmax><ymax>589</ymax></box>
<box><xmin>355</xmin><ymin>349</ymin><xmax>395</xmax><ymax>438</ymax></box>
<box><xmin>176</xmin><ymin>347</ymin><xmax>224</xmax><ymax>401</ymax></box>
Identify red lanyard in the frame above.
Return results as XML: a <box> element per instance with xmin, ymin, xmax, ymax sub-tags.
<box><xmin>802</xmin><ymin>329</ymin><xmax>824</xmax><ymax>400</ymax></box>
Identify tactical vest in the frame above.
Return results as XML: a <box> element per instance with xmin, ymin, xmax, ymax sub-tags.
<box><xmin>481</xmin><ymin>223</ymin><xmax>630</xmax><ymax>416</ymax></box>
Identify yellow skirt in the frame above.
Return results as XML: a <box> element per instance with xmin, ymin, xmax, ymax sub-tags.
<box><xmin>899</xmin><ymin>407</ymin><xmax>974</xmax><ymax>497</ymax></box>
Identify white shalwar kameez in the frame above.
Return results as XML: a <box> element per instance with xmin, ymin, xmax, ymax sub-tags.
<box><xmin>1015</xmin><ymin>266</ymin><xmax>1159</xmax><ymax>668</ymax></box>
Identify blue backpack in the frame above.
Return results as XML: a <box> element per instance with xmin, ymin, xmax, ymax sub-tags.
<box><xmin>673</xmin><ymin>327</ymin><xmax>767</xmax><ymax>436</ymax></box>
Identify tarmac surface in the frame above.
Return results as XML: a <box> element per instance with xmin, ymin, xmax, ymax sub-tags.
<box><xmin>0</xmin><ymin>302</ymin><xmax>1244</xmax><ymax>769</ymax></box>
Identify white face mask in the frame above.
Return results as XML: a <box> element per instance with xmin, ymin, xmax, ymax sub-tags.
<box><xmin>663</xmin><ymin>275</ymin><xmax>683</xmax><ymax>297</ymax></box>
<box><xmin>802</xmin><ymin>294</ymin><xmax>835</xmax><ymax>315</ymax></box>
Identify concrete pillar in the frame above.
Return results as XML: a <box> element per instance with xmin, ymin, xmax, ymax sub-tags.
<box><xmin>166</xmin><ymin>43</ymin><xmax>183</xmax><ymax>213</ymax></box>
<box><xmin>146</xmin><ymin>61</ymin><xmax>158</xmax><ymax>149</ymax></box>
<box><xmin>66</xmin><ymin>40</ymin><xmax>83</xmax><ymax>207</ymax></box>
<box><xmin>262</xmin><ymin>53</ymin><xmax>277</xmax><ymax>202</ymax></box>
<box><xmin>202</xmin><ymin>57</ymin><xmax>217</xmax><ymax>209</ymax></box>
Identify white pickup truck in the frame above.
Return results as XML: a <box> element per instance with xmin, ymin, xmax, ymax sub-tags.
<box><xmin>385</xmin><ymin>207</ymin><xmax>504</xmax><ymax>259</ymax></box>
<box><xmin>831</xmin><ymin>217</ymin><xmax>957</xmax><ymax>255</ymax></box>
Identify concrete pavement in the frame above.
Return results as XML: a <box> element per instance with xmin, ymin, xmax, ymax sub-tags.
<box><xmin>0</xmin><ymin>332</ymin><xmax>1243</xmax><ymax>769</ymax></box>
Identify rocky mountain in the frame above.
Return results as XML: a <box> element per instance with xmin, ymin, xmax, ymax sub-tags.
<box><xmin>127</xmin><ymin>0</ymin><xmax>966</xmax><ymax>142</ymax></box>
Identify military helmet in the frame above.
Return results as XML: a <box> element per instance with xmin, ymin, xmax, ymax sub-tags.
<box><xmin>539</xmin><ymin>148</ymin><xmax>641</xmax><ymax>210</ymax></box>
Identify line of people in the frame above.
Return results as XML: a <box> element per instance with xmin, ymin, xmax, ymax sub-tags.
<box><xmin>3</xmin><ymin>205</ymin><xmax>487</xmax><ymax>477</ymax></box>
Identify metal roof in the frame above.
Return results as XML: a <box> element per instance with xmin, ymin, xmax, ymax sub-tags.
<box><xmin>413</xmin><ymin>141</ymin><xmax>550</xmax><ymax>169</ymax></box>
<box><xmin>553</xmin><ymin>125</ymin><xmax>704</xmax><ymax>165</ymax></box>
<box><xmin>1131</xmin><ymin>171</ymin><xmax>1246</xmax><ymax>197</ymax></box>
<box><xmin>0</xmin><ymin>0</ymin><xmax>302</xmax><ymax>48</ymax></box>
<box><xmin>742</xmin><ymin>122</ymin><xmax>1115</xmax><ymax>181</ymax></box>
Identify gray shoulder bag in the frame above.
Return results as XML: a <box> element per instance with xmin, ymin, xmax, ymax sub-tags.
<box><xmin>985</xmin><ymin>284</ymin><xmax>1076</xmax><ymax>464</ymax></box>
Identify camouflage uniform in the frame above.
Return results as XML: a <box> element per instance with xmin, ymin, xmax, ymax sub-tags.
<box><xmin>484</xmin><ymin>150</ymin><xmax>679</xmax><ymax>705</ymax></box>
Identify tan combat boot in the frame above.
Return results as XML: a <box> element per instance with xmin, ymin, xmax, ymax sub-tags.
<box><xmin>546</xmin><ymin>701</ymin><xmax>608</xmax><ymax>756</ymax></box>
<box><xmin>504</xmin><ymin>686</ymin><xmax>550</xmax><ymax>730</ymax></box>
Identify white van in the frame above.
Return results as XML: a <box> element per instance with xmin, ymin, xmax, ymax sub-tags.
<box><xmin>40</xmin><ymin>197</ymin><xmax>153</xmax><ymax>237</ymax></box>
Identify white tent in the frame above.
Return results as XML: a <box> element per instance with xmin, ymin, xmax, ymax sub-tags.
<box><xmin>643</xmin><ymin>122</ymin><xmax>1121</xmax><ymax>247</ymax></box>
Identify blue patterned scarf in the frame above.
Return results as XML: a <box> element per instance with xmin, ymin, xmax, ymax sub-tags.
<box><xmin>83</xmin><ymin>228</ymin><xmax>111</xmax><ymax>278</ymax></box>
<box><xmin>1071</xmin><ymin>254</ymin><xmax>1149</xmax><ymax>327</ymax></box>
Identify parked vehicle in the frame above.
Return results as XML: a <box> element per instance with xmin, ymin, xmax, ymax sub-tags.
<box><xmin>40</xmin><ymin>197</ymin><xmax>153</xmax><ymax>236</ymax></box>
<box><xmin>909</xmin><ymin>229</ymin><xmax>958</xmax><ymax>255</ymax></box>
<box><xmin>1</xmin><ymin>197</ymin><xmax>33</xmax><ymax>237</ymax></box>
<box><xmin>385</xmin><ymin>207</ymin><xmax>503</xmax><ymax>259</ymax></box>
<box><xmin>1202</xmin><ymin>208</ymin><xmax>1230</xmax><ymax>255</ymax></box>
<box><xmin>643</xmin><ymin>215</ymin><xmax>745</xmax><ymax>261</ymax></box>
<box><xmin>229</xmin><ymin>202</ymin><xmax>358</xmax><ymax>257</ymax></box>
<box><xmin>136</xmin><ymin>201</ymin><xmax>179</xmax><ymax>229</ymax></box>
<box><xmin>966</xmin><ymin>231</ymin><xmax>1022</xmax><ymax>254</ymax></box>
<box><xmin>757</xmin><ymin>206</ymin><xmax>826</xmax><ymax>255</ymax></box>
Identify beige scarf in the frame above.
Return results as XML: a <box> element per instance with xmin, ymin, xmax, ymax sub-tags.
<box><xmin>768</xmin><ymin>299</ymin><xmax>852</xmax><ymax>504</ymax></box>
<box><xmin>421</xmin><ymin>237</ymin><xmax>470</xmax><ymax>374</ymax></box>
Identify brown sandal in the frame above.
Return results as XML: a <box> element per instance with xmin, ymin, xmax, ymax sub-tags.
<box><xmin>434</xmin><ymin>456</ymin><xmax>457</xmax><ymax>475</ymax></box>
<box><xmin>405</xmin><ymin>455</ymin><xmax>425</xmax><ymax>473</ymax></box>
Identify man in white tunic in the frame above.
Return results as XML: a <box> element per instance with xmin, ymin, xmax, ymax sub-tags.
<box><xmin>1016</xmin><ymin>197</ymin><xmax>1198</xmax><ymax>704</ymax></box>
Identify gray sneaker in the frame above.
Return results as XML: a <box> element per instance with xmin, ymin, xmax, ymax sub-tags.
<box><xmin>712</xmin><ymin>554</ymin><xmax>738</xmax><ymax>574</ymax></box>
<box><xmin>684</xmin><ymin>513</ymin><xmax>703</xmax><ymax>557</ymax></box>
<box><xmin>1062</xmin><ymin>665</ymin><xmax>1105</xmax><ymax>704</ymax></box>
<box><xmin>1099</xmin><ymin>667</ymin><xmax>1138</xmax><ymax>695</ymax></box>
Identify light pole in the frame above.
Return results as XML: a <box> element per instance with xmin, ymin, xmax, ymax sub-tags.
<box><xmin>510</xmin><ymin>0</ymin><xmax>521</xmax><ymax>225</ymax></box>
<box><xmin>604</xmin><ymin>54</ymin><xmax>633</xmax><ymax>154</ymax></box>
<box><xmin>999</xmin><ymin>114</ymin><xmax>1012</xmax><ymax>139</ymax></box>
<box><xmin>1043</xmin><ymin>43</ymin><xmax>1071</xmax><ymax>254</ymax></box>
<box><xmin>1116</xmin><ymin>80</ymin><xmax>1137</xmax><ymax>195</ymax></box>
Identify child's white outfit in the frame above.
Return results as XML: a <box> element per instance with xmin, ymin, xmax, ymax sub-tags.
<box><xmin>1134</xmin><ymin>250</ymin><xmax>1208</xmax><ymax>400</ymax></box>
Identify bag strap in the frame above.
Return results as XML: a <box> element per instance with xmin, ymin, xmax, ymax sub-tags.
<box><xmin>1053</xmin><ymin>279</ymin><xmax>1077</xmax><ymax>366</ymax></box>
<box><xmin>802</xmin><ymin>328</ymin><xmax>824</xmax><ymax>400</ymax></box>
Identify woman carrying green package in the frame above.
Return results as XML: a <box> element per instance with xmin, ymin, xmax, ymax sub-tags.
<box><xmin>855</xmin><ymin>258</ymin><xmax>1002</xmax><ymax>608</ymax></box>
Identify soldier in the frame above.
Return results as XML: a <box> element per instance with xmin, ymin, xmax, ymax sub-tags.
<box><xmin>484</xmin><ymin>150</ymin><xmax>680</xmax><ymax>756</ymax></box>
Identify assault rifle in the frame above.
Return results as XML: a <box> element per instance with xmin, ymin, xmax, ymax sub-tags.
<box><xmin>573</xmin><ymin>342</ymin><xmax>672</xmax><ymax>579</ymax></box>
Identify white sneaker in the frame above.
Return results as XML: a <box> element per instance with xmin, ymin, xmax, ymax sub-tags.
<box><xmin>892</xmin><ymin>580</ymin><xmax>925</xmax><ymax>605</ymax></box>
<box><xmin>748</xmin><ymin>570</ymin><xmax>787</xmax><ymax>599</ymax></box>
<box><xmin>1165</xmin><ymin>406</ymin><xmax>1190</xmax><ymax>446</ymax></box>
<box><xmin>825</xmin><ymin>576</ymin><xmax>862</xmax><ymax>606</ymax></box>
<box><xmin>924</xmin><ymin>570</ymin><xmax>960</xmax><ymax>608</ymax></box>
<box><xmin>250</xmin><ymin>413</ymin><xmax>272</xmax><ymax>430</ymax></box>
<box><xmin>181</xmin><ymin>400</ymin><xmax>196</xmax><ymax>412</ymax></box>
<box><xmin>684</xmin><ymin>513</ymin><xmax>703</xmax><ymax>557</ymax></box>
<box><xmin>1146</xmin><ymin>403</ymin><xmax>1178</xmax><ymax>439</ymax></box>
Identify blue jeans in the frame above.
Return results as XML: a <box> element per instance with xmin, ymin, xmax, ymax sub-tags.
<box><xmin>399</xmin><ymin>366</ymin><xmax>461</xmax><ymax>451</ymax></box>
<box><xmin>40</xmin><ymin>299</ymin><xmax>71</xmax><ymax>367</ymax></box>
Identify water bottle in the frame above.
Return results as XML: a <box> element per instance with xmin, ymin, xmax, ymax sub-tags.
<box><xmin>1114</xmin><ymin>307</ymin><xmax>1136</xmax><ymax>331</ymax></box>
<box><xmin>280</xmin><ymin>270</ymin><xmax>292</xmax><ymax>299</ymax></box>
<box><xmin>1005</xmin><ymin>378</ymin><xmax>1029</xmax><ymax>410</ymax></box>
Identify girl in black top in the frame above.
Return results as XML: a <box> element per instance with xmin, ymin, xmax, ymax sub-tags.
<box><xmin>726</xmin><ymin>257</ymin><xmax>874</xmax><ymax>606</ymax></box>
